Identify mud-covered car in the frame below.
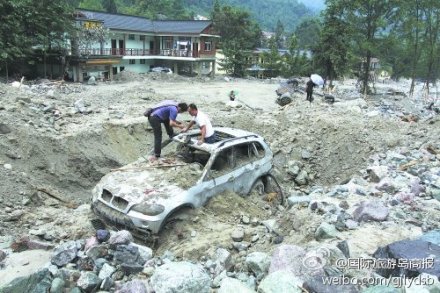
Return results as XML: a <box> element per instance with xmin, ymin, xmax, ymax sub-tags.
<box><xmin>91</xmin><ymin>127</ymin><xmax>283</xmax><ymax>237</ymax></box>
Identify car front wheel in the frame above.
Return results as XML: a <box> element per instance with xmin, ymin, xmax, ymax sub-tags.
<box><xmin>249</xmin><ymin>175</ymin><xmax>284</xmax><ymax>207</ymax></box>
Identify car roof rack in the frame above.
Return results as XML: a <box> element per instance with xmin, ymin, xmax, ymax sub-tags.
<box><xmin>218</xmin><ymin>134</ymin><xmax>259</xmax><ymax>147</ymax></box>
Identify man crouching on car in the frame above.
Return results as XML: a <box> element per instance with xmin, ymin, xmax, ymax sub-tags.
<box><xmin>182</xmin><ymin>103</ymin><xmax>216</xmax><ymax>145</ymax></box>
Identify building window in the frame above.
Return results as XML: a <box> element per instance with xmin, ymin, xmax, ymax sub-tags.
<box><xmin>129</xmin><ymin>59</ymin><xmax>136</xmax><ymax>64</ymax></box>
<box><xmin>204</xmin><ymin>41</ymin><xmax>212</xmax><ymax>51</ymax></box>
<box><xmin>140</xmin><ymin>35</ymin><xmax>145</xmax><ymax>41</ymax></box>
<box><xmin>140</xmin><ymin>59</ymin><xmax>146</xmax><ymax>64</ymax></box>
<box><xmin>128</xmin><ymin>34</ymin><xmax>135</xmax><ymax>40</ymax></box>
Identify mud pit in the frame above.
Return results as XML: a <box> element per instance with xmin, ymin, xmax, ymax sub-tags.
<box><xmin>1</xmin><ymin>72</ymin><xmax>440</xmax><ymax>265</ymax></box>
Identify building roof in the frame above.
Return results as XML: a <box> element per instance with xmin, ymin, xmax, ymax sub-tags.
<box><xmin>76</xmin><ymin>9</ymin><xmax>212</xmax><ymax>35</ymax></box>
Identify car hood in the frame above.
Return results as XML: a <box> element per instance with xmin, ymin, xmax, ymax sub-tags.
<box><xmin>94</xmin><ymin>159</ymin><xmax>204</xmax><ymax>205</ymax></box>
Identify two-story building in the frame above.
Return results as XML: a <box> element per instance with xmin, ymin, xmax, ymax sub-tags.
<box><xmin>69</xmin><ymin>9</ymin><xmax>219</xmax><ymax>82</ymax></box>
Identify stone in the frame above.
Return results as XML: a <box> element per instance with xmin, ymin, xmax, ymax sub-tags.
<box><xmin>419</xmin><ymin>230</ymin><xmax>440</xmax><ymax>246</ymax></box>
<box><xmin>121</xmin><ymin>263</ymin><xmax>144</xmax><ymax>275</ymax></box>
<box><xmin>287</xmin><ymin>196</ymin><xmax>311</xmax><ymax>207</ymax></box>
<box><xmin>98</xmin><ymin>263</ymin><xmax>116</xmax><ymax>279</ymax></box>
<box><xmin>258</xmin><ymin>270</ymin><xmax>303</xmax><ymax>293</ymax></box>
<box><xmin>113</xmin><ymin>244</ymin><xmax>143</xmax><ymax>265</ymax></box>
<box><xmin>218</xmin><ymin>277</ymin><xmax>255</xmax><ymax>293</ymax></box>
<box><xmin>294</xmin><ymin>170</ymin><xmax>309</xmax><ymax>186</ymax></box>
<box><xmin>86</xmin><ymin>244</ymin><xmax>108</xmax><ymax>260</ymax></box>
<box><xmin>109</xmin><ymin>230</ymin><xmax>133</xmax><ymax>246</ymax></box>
<box><xmin>336</xmin><ymin>240</ymin><xmax>350</xmax><ymax>258</ymax></box>
<box><xmin>245</xmin><ymin>252</ymin><xmax>270</xmax><ymax>280</ymax></box>
<box><xmin>268</xmin><ymin>245</ymin><xmax>306</xmax><ymax>276</ymax></box>
<box><xmin>87</xmin><ymin>76</ymin><xmax>97</xmax><ymax>85</ymax></box>
<box><xmin>96</xmin><ymin>230</ymin><xmax>110</xmax><ymax>242</ymax></box>
<box><xmin>0</xmin><ymin>249</ymin><xmax>6</xmax><ymax>262</ymax></box>
<box><xmin>315</xmin><ymin>222</ymin><xmax>338</xmax><ymax>240</ymax></box>
<box><xmin>3</xmin><ymin>164</ymin><xmax>12</xmax><ymax>170</ymax></box>
<box><xmin>150</xmin><ymin>261</ymin><xmax>211</xmax><ymax>293</ymax></box>
<box><xmin>50</xmin><ymin>277</ymin><xmax>65</xmax><ymax>293</ymax></box>
<box><xmin>77</xmin><ymin>271</ymin><xmax>100</xmax><ymax>292</ymax></box>
<box><xmin>116</xmin><ymin>279</ymin><xmax>147</xmax><ymax>293</ymax></box>
<box><xmin>51</xmin><ymin>241</ymin><xmax>79</xmax><ymax>267</ymax></box>
<box><xmin>352</xmin><ymin>201</ymin><xmax>389</xmax><ymax>222</ymax></box>
<box><xmin>132</xmin><ymin>243</ymin><xmax>153</xmax><ymax>263</ymax></box>
<box><xmin>366</xmin><ymin>166</ymin><xmax>388</xmax><ymax>183</ymax></box>
<box><xmin>301</xmin><ymin>150</ymin><xmax>312</xmax><ymax>160</ymax></box>
<box><xmin>100</xmin><ymin>277</ymin><xmax>114</xmax><ymax>291</ymax></box>
<box><xmin>231</xmin><ymin>229</ymin><xmax>245</xmax><ymax>242</ymax></box>
<box><xmin>0</xmin><ymin>268</ymin><xmax>52</xmax><ymax>293</ymax></box>
<box><xmin>373</xmin><ymin>239</ymin><xmax>440</xmax><ymax>278</ymax></box>
<box><xmin>214</xmin><ymin>248</ymin><xmax>232</xmax><ymax>271</ymax></box>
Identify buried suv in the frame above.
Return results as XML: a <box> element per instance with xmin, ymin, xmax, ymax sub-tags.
<box><xmin>91</xmin><ymin>127</ymin><xmax>283</xmax><ymax>237</ymax></box>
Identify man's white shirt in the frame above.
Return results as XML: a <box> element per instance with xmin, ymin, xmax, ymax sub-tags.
<box><xmin>192</xmin><ymin>111</ymin><xmax>214</xmax><ymax>138</ymax></box>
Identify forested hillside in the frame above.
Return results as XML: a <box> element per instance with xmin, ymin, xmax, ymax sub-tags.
<box><xmin>76</xmin><ymin>0</ymin><xmax>314</xmax><ymax>32</ymax></box>
<box><xmin>184</xmin><ymin>0</ymin><xmax>313</xmax><ymax>31</ymax></box>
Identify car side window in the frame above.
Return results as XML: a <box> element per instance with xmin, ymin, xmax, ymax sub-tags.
<box><xmin>251</xmin><ymin>142</ymin><xmax>265</xmax><ymax>158</ymax></box>
<box><xmin>210</xmin><ymin>148</ymin><xmax>234</xmax><ymax>178</ymax></box>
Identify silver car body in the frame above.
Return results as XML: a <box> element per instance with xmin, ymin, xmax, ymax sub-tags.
<box><xmin>91</xmin><ymin>127</ymin><xmax>273</xmax><ymax>236</ymax></box>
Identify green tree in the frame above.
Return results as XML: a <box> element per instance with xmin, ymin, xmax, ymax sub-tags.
<box><xmin>103</xmin><ymin>0</ymin><xmax>118</xmax><ymax>13</ymax></box>
<box><xmin>345</xmin><ymin>0</ymin><xmax>395</xmax><ymax>95</ymax></box>
<box><xmin>313</xmin><ymin>0</ymin><xmax>350</xmax><ymax>85</ymax></box>
<box><xmin>0</xmin><ymin>0</ymin><xmax>29</xmax><ymax>80</ymax></box>
<box><xmin>0</xmin><ymin>0</ymin><xmax>73</xmax><ymax>80</ymax></box>
<box><xmin>274</xmin><ymin>20</ymin><xmax>285</xmax><ymax>49</ymax></box>
<box><xmin>212</xmin><ymin>2</ymin><xmax>261</xmax><ymax>76</ymax></box>
<box><xmin>261</xmin><ymin>38</ymin><xmax>281</xmax><ymax>76</ymax></box>
<box><xmin>294</xmin><ymin>18</ymin><xmax>321</xmax><ymax>50</ymax></box>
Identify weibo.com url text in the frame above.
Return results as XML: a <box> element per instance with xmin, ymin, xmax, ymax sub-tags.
<box><xmin>321</xmin><ymin>274</ymin><xmax>435</xmax><ymax>288</ymax></box>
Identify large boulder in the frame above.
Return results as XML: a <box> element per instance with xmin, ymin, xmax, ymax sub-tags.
<box><xmin>268</xmin><ymin>245</ymin><xmax>306</xmax><ymax>276</ymax></box>
<box><xmin>150</xmin><ymin>261</ymin><xmax>211</xmax><ymax>293</ymax></box>
<box><xmin>0</xmin><ymin>268</ymin><xmax>52</xmax><ymax>293</ymax></box>
<box><xmin>51</xmin><ymin>241</ymin><xmax>79</xmax><ymax>267</ymax></box>
<box><xmin>373</xmin><ymin>239</ymin><xmax>440</xmax><ymax>278</ymax></box>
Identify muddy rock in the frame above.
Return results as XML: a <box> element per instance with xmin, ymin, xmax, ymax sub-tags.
<box><xmin>315</xmin><ymin>222</ymin><xmax>339</xmax><ymax>240</ymax></box>
<box><xmin>0</xmin><ymin>268</ymin><xmax>52</xmax><ymax>293</ymax></box>
<box><xmin>150</xmin><ymin>261</ymin><xmax>211</xmax><ymax>293</ymax></box>
<box><xmin>245</xmin><ymin>252</ymin><xmax>270</xmax><ymax>280</ymax></box>
<box><xmin>352</xmin><ymin>201</ymin><xmax>389</xmax><ymax>222</ymax></box>
<box><xmin>218</xmin><ymin>277</ymin><xmax>255</xmax><ymax>293</ymax></box>
<box><xmin>51</xmin><ymin>241</ymin><xmax>80</xmax><ymax>267</ymax></box>
<box><xmin>258</xmin><ymin>270</ymin><xmax>303</xmax><ymax>293</ymax></box>
<box><xmin>116</xmin><ymin>279</ymin><xmax>149</xmax><ymax>293</ymax></box>
<box><xmin>77</xmin><ymin>271</ymin><xmax>100</xmax><ymax>292</ymax></box>
<box><xmin>109</xmin><ymin>230</ymin><xmax>133</xmax><ymax>246</ymax></box>
<box><xmin>268</xmin><ymin>245</ymin><xmax>306</xmax><ymax>276</ymax></box>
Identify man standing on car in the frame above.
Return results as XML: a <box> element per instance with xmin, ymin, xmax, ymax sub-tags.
<box><xmin>148</xmin><ymin>101</ymin><xmax>188</xmax><ymax>162</ymax></box>
<box><xmin>182</xmin><ymin>103</ymin><xmax>215</xmax><ymax>145</ymax></box>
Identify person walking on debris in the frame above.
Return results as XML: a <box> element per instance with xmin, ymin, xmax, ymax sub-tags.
<box><xmin>182</xmin><ymin>103</ymin><xmax>216</xmax><ymax>145</ymax></box>
<box><xmin>306</xmin><ymin>76</ymin><xmax>316</xmax><ymax>105</ymax></box>
<box><xmin>146</xmin><ymin>100</ymin><xmax>188</xmax><ymax>162</ymax></box>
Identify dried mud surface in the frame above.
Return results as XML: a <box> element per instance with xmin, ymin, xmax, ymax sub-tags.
<box><xmin>0</xmin><ymin>72</ymin><xmax>439</xmax><ymax>261</ymax></box>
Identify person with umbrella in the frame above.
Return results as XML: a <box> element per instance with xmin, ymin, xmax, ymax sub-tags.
<box><xmin>306</xmin><ymin>76</ymin><xmax>316</xmax><ymax>105</ymax></box>
<box><xmin>305</xmin><ymin>74</ymin><xmax>324</xmax><ymax>105</ymax></box>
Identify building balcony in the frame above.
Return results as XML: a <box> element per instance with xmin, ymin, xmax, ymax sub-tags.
<box><xmin>75</xmin><ymin>48</ymin><xmax>215</xmax><ymax>58</ymax></box>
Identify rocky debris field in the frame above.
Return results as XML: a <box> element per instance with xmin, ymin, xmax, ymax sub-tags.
<box><xmin>0</xmin><ymin>71</ymin><xmax>440</xmax><ymax>292</ymax></box>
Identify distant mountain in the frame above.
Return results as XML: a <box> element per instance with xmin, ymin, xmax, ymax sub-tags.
<box><xmin>184</xmin><ymin>0</ymin><xmax>316</xmax><ymax>32</ymax></box>
<box><xmin>297</xmin><ymin>0</ymin><xmax>326</xmax><ymax>11</ymax></box>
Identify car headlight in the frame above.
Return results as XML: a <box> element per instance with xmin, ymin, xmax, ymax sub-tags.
<box><xmin>131</xmin><ymin>203</ymin><xmax>165</xmax><ymax>216</ymax></box>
